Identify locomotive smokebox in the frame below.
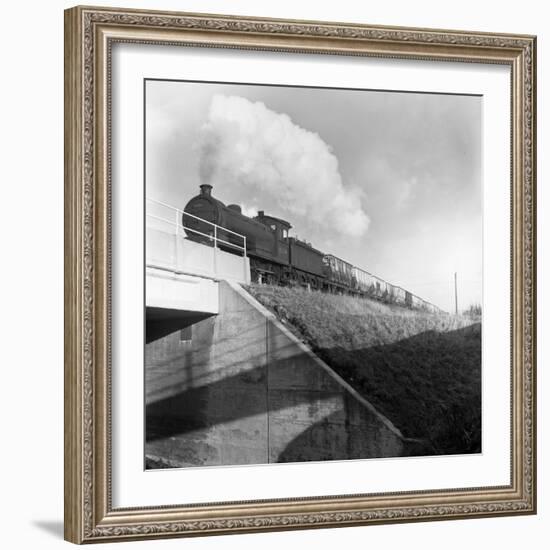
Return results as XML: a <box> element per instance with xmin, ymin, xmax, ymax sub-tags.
<box><xmin>199</xmin><ymin>183</ymin><xmax>213</xmax><ymax>197</ymax></box>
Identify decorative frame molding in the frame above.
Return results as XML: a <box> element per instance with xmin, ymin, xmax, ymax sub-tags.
<box><xmin>64</xmin><ymin>5</ymin><xmax>536</xmax><ymax>544</ymax></box>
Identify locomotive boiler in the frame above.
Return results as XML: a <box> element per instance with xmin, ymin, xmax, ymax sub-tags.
<box><xmin>183</xmin><ymin>184</ymin><xmax>292</xmax><ymax>283</ymax></box>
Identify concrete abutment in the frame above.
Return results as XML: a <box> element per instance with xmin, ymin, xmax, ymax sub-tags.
<box><xmin>145</xmin><ymin>280</ymin><xmax>411</xmax><ymax>467</ymax></box>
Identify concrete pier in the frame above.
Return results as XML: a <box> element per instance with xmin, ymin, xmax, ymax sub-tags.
<box><xmin>145</xmin><ymin>281</ymin><xmax>409</xmax><ymax>467</ymax></box>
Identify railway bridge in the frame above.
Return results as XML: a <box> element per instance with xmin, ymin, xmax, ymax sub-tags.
<box><xmin>145</xmin><ymin>198</ymin><xmax>250</xmax><ymax>340</ymax></box>
<box><xmin>145</xmin><ymin>198</ymin><xmax>417</xmax><ymax>468</ymax></box>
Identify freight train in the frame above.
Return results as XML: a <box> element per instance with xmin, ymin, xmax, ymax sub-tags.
<box><xmin>183</xmin><ymin>184</ymin><xmax>440</xmax><ymax>313</ymax></box>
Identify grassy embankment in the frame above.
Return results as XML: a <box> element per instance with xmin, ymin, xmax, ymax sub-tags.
<box><xmin>247</xmin><ymin>284</ymin><xmax>481</xmax><ymax>455</ymax></box>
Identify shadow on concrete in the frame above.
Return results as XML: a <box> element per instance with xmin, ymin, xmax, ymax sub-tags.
<box><xmin>146</xmin><ymin>359</ymin><xmax>340</xmax><ymax>442</ymax></box>
<box><xmin>275</xmin><ymin>409</ymin><xmax>365</xmax><ymax>464</ymax></box>
<box><xmin>276</xmin><ymin>409</ymin><xmax>434</xmax><ymax>463</ymax></box>
<box><xmin>146</xmin><ymin>323</ymin><xmax>265</xmax><ymax>400</ymax></box>
<box><xmin>32</xmin><ymin>520</ymin><xmax>64</xmax><ymax>540</ymax></box>
<box><xmin>146</xmin><ymin>308</ymin><xmax>214</xmax><ymax>343</ymax></box>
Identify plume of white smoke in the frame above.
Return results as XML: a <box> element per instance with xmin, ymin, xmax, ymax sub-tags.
<box><xmin>198</xmin><ymin>95</ymin><xmax>369</xmax><ymax>238</ymax></box>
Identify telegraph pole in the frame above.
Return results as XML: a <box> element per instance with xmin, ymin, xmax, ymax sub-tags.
<box><xmin>454</xmin><ymin>272</ymin><xmax>458</xmax><ymax>315</ymax></box>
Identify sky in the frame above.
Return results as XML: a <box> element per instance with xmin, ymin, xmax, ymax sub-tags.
<box><xmin>145</xmin><ymin>79</ymin><xmax>482</xmax><ymax>312</ymax></box>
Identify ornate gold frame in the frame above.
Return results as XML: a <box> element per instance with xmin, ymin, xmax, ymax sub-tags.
<box><xmin>64</xmin><ymin>5</ymin><xmax>537</xmax><ymax>544</ymax></box>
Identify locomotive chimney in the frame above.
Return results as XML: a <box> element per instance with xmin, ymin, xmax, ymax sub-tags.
<box><xmin>258</xmin><ymin>210</ymin><xmax>264</xmax><ymax>217</ymax></box>
<box><xmin>199</xmin><ymin>184</ymin><xmax>213</xmax><ymax>197</ymax></box>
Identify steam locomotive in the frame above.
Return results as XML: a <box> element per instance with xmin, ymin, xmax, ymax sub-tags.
<box><xmin>183</xmin><ymin>184</ymin><xmax>439</xmax><ymax>313</ymax></box>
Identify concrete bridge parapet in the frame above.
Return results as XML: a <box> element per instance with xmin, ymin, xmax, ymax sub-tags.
<box><xmin>146</xmin><ymin>226</ymin><xmax>250</xmax><ymax>285</ymax></box>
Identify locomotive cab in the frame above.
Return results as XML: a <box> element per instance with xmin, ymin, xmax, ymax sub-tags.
<box><xmin>253</xmin><ymin>211</ymin><xmax>291</xmax><ymax>273</ymax></box>
<box><xmin>254</xmin><ymin>211</ymin><xmax>291</xmax><ymax>241</ymax></box>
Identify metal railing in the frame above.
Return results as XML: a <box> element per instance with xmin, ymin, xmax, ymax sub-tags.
<box><xmin>146</xmin><ymin>197</ymin><xmax>247</xmax><ymax>257</ymax></box>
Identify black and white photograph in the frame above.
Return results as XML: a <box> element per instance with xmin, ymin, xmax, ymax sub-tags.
<box><xmin>144</xmin><ymin>79</ymin><xmax>482</xmax><ymax>470</ymax></box>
